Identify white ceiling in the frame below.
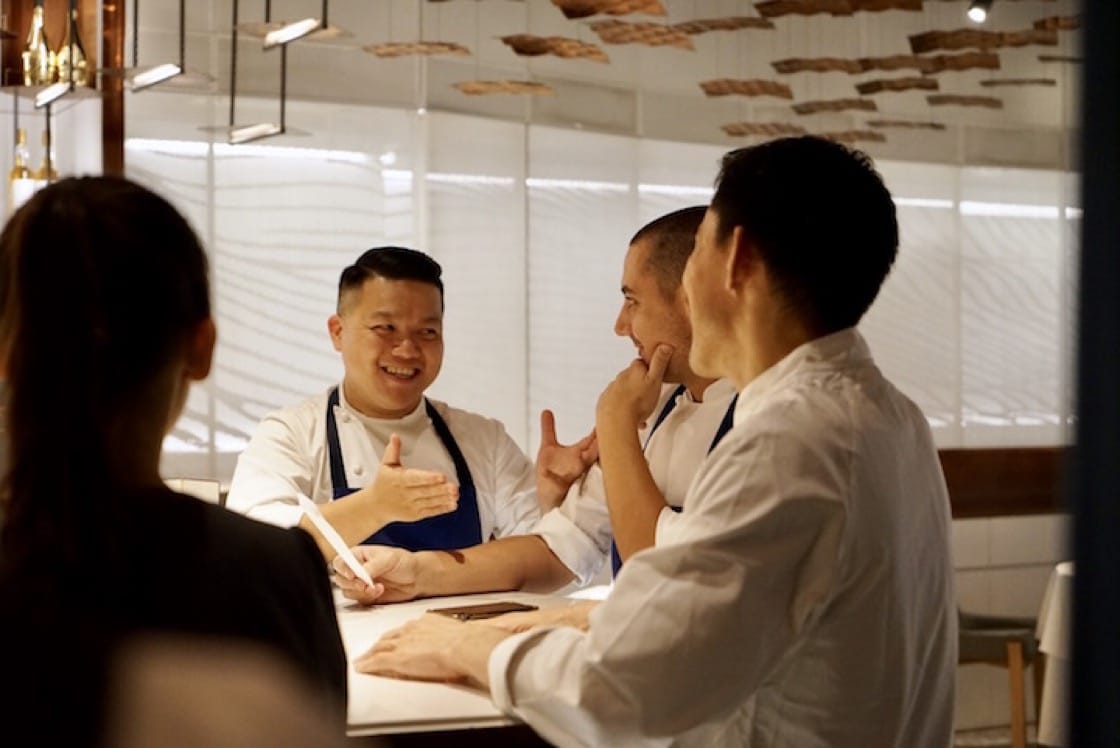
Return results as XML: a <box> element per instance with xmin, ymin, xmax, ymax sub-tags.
<box><xmin>134</xmin><ymin>0</ymin><xmax>1082</xmax><ymax>168</ymax></box>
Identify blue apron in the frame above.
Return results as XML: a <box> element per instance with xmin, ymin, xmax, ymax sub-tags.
<box><xmin>326</xmin><ymin>387</ymin><xmax>483</xmax><ymax>551</ymax></box>
<box><xmin>610</xmin><ymin>385</ymin><xmax>739</xmax><ymax>576</ymax></box>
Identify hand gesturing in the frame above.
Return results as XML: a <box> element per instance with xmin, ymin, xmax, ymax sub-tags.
<box><xmin>364</xmin><ymin>434</ymin><xmax>459</xmax><ymax>523</ymax></box>
<box><xmin>535</xmin><ymin>410</ymin><xmax>598</xmax><ymax>511</ymax></box>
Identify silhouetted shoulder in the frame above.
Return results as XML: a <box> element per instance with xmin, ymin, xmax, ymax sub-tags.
<box><xmin>115</xmin><ymin>487</ymin><xmax>348</xmax><ymax>717</ymax></box>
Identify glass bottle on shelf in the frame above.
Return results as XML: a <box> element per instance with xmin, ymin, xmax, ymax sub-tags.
<box><xmin>22</xmin><ymin>0</ymin><xmax>56</xmax><ymax>86</ymax></box>
<box><xmin>8</xmin><ymin>128</ymin><xmax>37</xmax><ymax>214</ymax></box>
<box><xmin>57</xmin><ymin>1</ymin><xmax>89</xmax><ymax>87</ymax></box>
<box><xmin>34</xmin><ymin>130</ymin><xmax>59</xmax><ymax>184</ymax></box>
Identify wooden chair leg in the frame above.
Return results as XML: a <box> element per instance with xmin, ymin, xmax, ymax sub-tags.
<box><xmin>1033</xmin><ymin>653</ymin><xmax>1046</xmax><ymax>722</ymax></box>
<box><xmin>1007</xmin><ymin>641</ymin><xmax>1027</xmax><ymax>748</ymax></box>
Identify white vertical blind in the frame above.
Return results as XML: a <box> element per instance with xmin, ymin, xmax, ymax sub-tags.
<box><xmin>526</xmin><ymin>126</ymin><xmax>638</xmax><ymax>451</ymax></box>
<box><xmin>958</xmin><ymin>167</ymin><xmax>1068</xmax><ymax>446</ymax></box>
<box><xmin>425</xmin><ymin>113</ymin><xmax>529</xmax><ymax>447</ymax></box>
<box><xmin>863</xmin><ymin>162</ymin><xmax>962</xmax><ymax>445</ymax></box>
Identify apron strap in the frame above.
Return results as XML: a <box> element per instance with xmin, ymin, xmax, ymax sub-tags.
<box><xmin>708</xmin><ymin>394</ymin><xmax>739</xmax><ymax>453</ymax></box>
<box><xmin>326</xmin><ymin>387</ymin><xmax>349</xmax><ymax>495</ymax></box>
<box><xmin>643</xmin><ymin>384</ymin><xmax>687</xmax><ymax>450</ymax></box>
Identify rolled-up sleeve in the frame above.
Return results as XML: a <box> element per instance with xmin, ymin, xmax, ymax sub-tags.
<box><xmin>532</xmin><ymin>465</ymin><xmax>612</xmax><ymax>585</ymax></box>
<box><xmin>652</xmin><ymin>505</ymin><xmax>687</xmax><ymax>547</ymax></box>
<box><xmin>485</xmin><ymin>424</ymin><xmax>542</xmax><ymax>538</ymax></box>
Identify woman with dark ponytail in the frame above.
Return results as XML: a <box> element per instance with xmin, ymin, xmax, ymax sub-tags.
<box><xmin>0</xmin><ymin>177</ymin><xmax>347</xmax><ymax>745</ymax></box>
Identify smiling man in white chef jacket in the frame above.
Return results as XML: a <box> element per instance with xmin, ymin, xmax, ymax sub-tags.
<box><xmin>343</xmin><ymin>138</ymin><xmax>957</xmax><ymax>747</ymax></box>
<box><xmin>225</xmin><ymin>246</ymin><xmax>540</xmax><ymax>559</ymax></box>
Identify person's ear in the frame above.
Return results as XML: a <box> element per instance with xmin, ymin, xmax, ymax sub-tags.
<box><xmin>185</xmin><ymin>317</ymin><xmax>216</xmax><ymax>381</ymax></box>
<box><xmin>327</xmin><ymin>314</ymin><xmax>344</xmax><ymax>352</ymax></box>
<box><xmin>725</xmin><ymin>225</ymin><xmax>758</xmax><ymax>292</ymax></box>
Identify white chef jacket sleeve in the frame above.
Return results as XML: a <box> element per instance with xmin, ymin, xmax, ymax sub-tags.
<box><xmin>483</xmin><ymin>422</ymin><xmax>542</xmax><ymax>539</ymax></box>
<box><xmin>532</xmin><ymin>464</ymin><xmax>612</xmax><ymax>586</ymax></box>
<box><xmin>652</xmin><ymin>505</ymin><xmax>687</xmax><ymax>547</ymax></box>
<box><xmin>224</xmin><ymin>410</ymin><xmax>318</xmax><ymax>529</ymax></box>
<box><xmin>531</xmin><ymin>387</ymin><xmax>676</xmax><ymax>585</ymax></box>
<box><xmin>487</xmin><ymin>424</ymin><xmax>846</xmax><ymax>746</ymax></box>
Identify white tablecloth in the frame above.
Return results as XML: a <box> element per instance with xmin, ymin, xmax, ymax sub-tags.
<box><xmin>336</xmin><ymin>590</ymin><xmax>572</xmax><ymax>736</ymax></box>
<box><xmin>1035</xmin><ymin>561</ymin><xmax>1074</xmax><ymax>747</ymax></box>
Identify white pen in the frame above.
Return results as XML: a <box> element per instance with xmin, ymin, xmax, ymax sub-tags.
<box><xmin>297</xmin><ymin>495</ymin><xmax>375</xmax><ymax>586</ymax></box>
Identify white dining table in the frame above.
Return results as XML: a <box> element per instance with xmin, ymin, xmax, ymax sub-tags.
<box><xmin>1035</xmin><ymin>561</ymin><xmax>1074</xmax><ymax>748</ymax></box>
<box><xmin>336</xmin><ymin>589</ymin><xmax>575</xmax><ymax>737</ymax></box>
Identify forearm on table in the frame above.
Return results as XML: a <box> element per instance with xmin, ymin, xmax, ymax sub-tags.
<box><xmin>597</xmin><ymin>424</ymin><xmax>664</xmax><ymax>561</ymax></box>
<box><xmin>305</xmin><ymin>491</ymin><xmax>389</xmax><ymax>560</ymax></box>
<box><xmin>414</xmin><ymin>535</ymin><xmax>576</xmax><ymax>598</ymax></box>
<box><xmin>450</xmin><ymin>626</ymin><xmax>513</xmax><ymax>690</ymax></box>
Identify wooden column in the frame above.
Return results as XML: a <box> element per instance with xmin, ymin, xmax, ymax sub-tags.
<box><xmin>101</xmin><ymin>0</ymin><xmax>123</xmax><ymax>174</ymax></box>
<box><xmin>0</xmin><ymin>0</ymin><xmax>31</xmax><ymax>87</ymax></box>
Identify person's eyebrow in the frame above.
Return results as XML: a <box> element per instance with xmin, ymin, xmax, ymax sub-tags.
<box><xmin>365</xmin><ymin>311</ymin><xmax>442</xmax><ymax>325</ymax></box>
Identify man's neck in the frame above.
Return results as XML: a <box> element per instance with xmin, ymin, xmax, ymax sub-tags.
<box><xmin>682</xmin><ymin>372</ymin><xmax>719</xmax><ymax>402</ymax></box>
<box><xmin>340</xmin><ymin>381</ymin><xmax>419</xmax><ymax>421</ymax></box>
<box><xmin>730</xmin><ymin>306</ymin><xmax>817</xmax><ymax>390</ymax></box>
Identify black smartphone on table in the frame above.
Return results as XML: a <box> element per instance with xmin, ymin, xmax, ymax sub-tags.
<box><xmin>428</xmin><ymin>601</ymin><xmax>539</xmax><ymax>621</ymax></box>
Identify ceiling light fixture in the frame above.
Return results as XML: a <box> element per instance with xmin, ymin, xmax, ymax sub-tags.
<box><xmin>263</xmin><ymin>17</ymin><xmax>319</xmax><ymax>49</ymax></box>
<box><xmin>227</xmin><ymin>0</ymin><xmax>292</xmax><ymax>146</ymax></box>
<box><xmin>128</xmin><ymin>62</ymin><xmax>182</xmax><ymax>92</ymax></box>
<box><xmin>103</xmin><ymin>0</ymin><xmax>212</xmax><ymax>92</ymax></box>
<box><xmin>241</xmin><ymin>1</ymin><xmax>350</xmax><ymax>49</ymax></box>
<box><xmin>125</xmin><ymin>0</ymin><xmax>183</xmax><ymax>89</ymax></box>
<box><xmin>34</xmin><ymin>81</ymin><xmax>71</xmax><ymax>109</ymax></box>
<box><xmin>967</xmin><ymin>0</ymin><xmax>993</xmax><ymax>24</ymax></box>
<box><xmin>227</xmin><ymin>0</ymin><xmax>241</xmax><ymax>130</ymax></box>
<box><xmin>229</xmin><ymin>122</ymin><xmax>283</xmax><ymax>144</ymax></box>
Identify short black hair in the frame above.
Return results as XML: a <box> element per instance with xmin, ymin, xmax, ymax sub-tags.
<box><xmin>337</xmin><ymin>246</ymin><xmax>444</xmax><ymax>312</ymax></box>
<box><xmin>710</xmin><ymin>136</ymin><xmax>898</xmax><ymax>334</ymax></box>
<box><xmin>630</xmin><ymin>206</ymin><xmax>707</xmax><ymax>298</ymax></box>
